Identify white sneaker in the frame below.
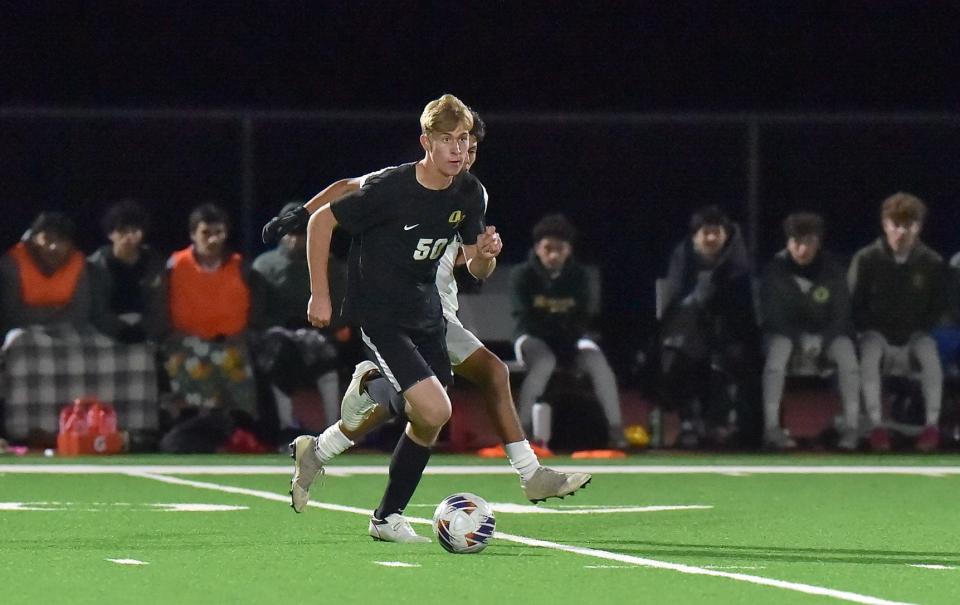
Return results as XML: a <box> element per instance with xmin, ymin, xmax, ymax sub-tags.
<box><xmin>368</xmin><ymin>513</ymin><xmax>431</xmax><ymax>544</ymax></box>
<box><xmin>522</xmin><ymin>467</ymin><xmax>592</xmax><ymax>503</ymax></box>
<box><xmin>340</xmin><ymin>361</ymin><xmax>382</xmax><ymax>431</ymax></box>
<box><xmin>289</xmin><ymin>435</ymin><xmax>324</xmax><ymax>513</ymax></box>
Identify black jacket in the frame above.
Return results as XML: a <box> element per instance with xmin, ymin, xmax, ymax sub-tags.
<box><xmin>848</xmin><ymin>237</ymin><xmax>947</xmax><ymax>346</ymax></box>
<box><xmin>760</xmin><ymin>250</ymin><xmax>853</xmax><ymax>346</ymax></box>
<box><xmin>510</xmin><ymin>250</ymin><xmax>592</xmax><ymax>355</ymax></box>
<box><xmin>660</xmin><ymin>223</ymin><xmax>759</xmax><ymax>355</ymax></box>
<box><xmin>87</xmin><ymin>245</ymin><xmax>167</xmax><ymax>342</ymax></box>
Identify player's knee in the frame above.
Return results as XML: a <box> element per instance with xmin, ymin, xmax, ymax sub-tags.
<box><xmin>406</xmin><ymin>390</ymin><xmax>451</xmax><ymax>429</ymax></box>
<box><xmin>488</xmin><ymin>357</ymin><xmax>510</xmax><ymax>388</ymax></box>
<box><xmin>473</xmin><ymin>351</ymin><xmax>508</xmax><ymax>384</ymax></box>
<box><xmin>419</xmin><ymin>400</ymin><xmax>452</xmax><ymax>429</ymax></box>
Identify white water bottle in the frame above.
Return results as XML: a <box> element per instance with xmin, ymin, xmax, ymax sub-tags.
<box><xmin>532</xmin><ymin>402</ymin><xmax>552</xmax><ymax>447</ymax></box>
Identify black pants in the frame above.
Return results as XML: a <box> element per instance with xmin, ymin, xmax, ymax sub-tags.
<box><xmin>660</xmin><ymin>341</ymin><xmax>763</xmax><ymax>447</ymax></box>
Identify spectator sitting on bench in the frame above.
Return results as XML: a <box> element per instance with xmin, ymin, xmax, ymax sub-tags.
<box><xmin>87</xmin><ymin>199</ymin><xmax>167</xmax><ymax>344</ymax></box>
<box><xmin>251</xmin><ymin>201</ymin><xmax>349</xmax><ymax>437</ymax></box>
<box><xmin>1</xmin><ymin>212</ymin><xmax>92</xmax><ymax>443</ymax></box>
<box><xmin>759</xmin><ymin>212</ymin><xmax>859</xmax><ymax>450</ymax></box>
<box><xmin>161</xmin><ymin>203</ymin><xmax>264</xmax><ymax>453</ymax></box>
<box><xmin>657</xmin><ymin>205</ymin><xmax>763</xmax><ymax>449</ymax></box>
<box><xmin>509</xmin><ymin>213</ymin><xmax>625</xmax><ymax>449</ymax></box>
<box><xmin>1</xmin><ymin>213</ymin><xmax>90</xmax><ymax>337</ymax></box>
<box><xmin>848</xmin><ymin>192</ymin><xmax>947</xmax><ymax>452</ymax></box>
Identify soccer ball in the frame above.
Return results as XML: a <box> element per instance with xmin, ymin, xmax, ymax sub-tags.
<box><xmin>432</xmin><ymin>492</ymin><xmax>496</xmax><ymax>554</ymax></box>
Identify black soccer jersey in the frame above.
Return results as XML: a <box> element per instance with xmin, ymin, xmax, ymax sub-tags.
<box><xmin>331</xmin><ymin>162</ymin><xmax>487</xmax><ymax>330</ymax></box>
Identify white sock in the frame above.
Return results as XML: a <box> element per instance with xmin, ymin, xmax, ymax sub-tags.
<box><xmin>505</xmin><ymin>440</ymin><xmax>540</xmax><ymax>482</ymax></box>
<box><xmin>314</xmin><ymin>423</ymin><xmax>354</xmax><ymax>464</ymax></box>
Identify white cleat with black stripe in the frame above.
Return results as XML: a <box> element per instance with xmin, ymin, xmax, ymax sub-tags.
<box><xmin>340</xmin><ymin>361</ymin><xmax>382</xmax><ymax>431</ymax></box>
<box><xmin>368</xmin><ymin>514</ymin><xmax>431</xmax><ymax>544</ymax></box>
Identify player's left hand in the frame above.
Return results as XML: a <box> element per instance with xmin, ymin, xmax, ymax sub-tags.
<box><xmin>476</xmin><ymin>226</ymin><xmax>502</xmax><ymax>259</ymax></box>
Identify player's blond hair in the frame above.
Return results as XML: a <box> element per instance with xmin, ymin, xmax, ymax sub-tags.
<box><xmin>420</xmin><ymin>94</ymin><xmax>473</xmax><ymax>135</ymax></box>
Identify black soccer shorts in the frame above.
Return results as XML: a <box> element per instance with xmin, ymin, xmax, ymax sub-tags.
<box><xmin>360</xmin><ymin>322</ymin><xmax>452</xmax><ymax>394</ymax></box>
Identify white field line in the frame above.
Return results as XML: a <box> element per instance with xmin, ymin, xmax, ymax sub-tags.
<box><xmin>3</xmin><ymin>464</ymin><xmax>960</xmax><ymax>476</ymax></box>
<box><xmin>0</xmin><ymin>502</ymin><xmax>248</xmax><ymax>512</ymax></box>
<box><xmin>373</xmin><ymin>561</ymin><xmax>420</xmax><ymax>568</ymax></box>
<box><xmin>127</xmin><ymin>471</ymin><xmax>916</xmax><ymax>605</ymax></box>
<box><xmin>0</xmin><ymin>502</ymin><xmax>52</xmax><ymax>510</ymax></box>
<box><xmin>486</xmin><ymin>503</ymin><xmax>713</xmax><ymax>514</ymax></box>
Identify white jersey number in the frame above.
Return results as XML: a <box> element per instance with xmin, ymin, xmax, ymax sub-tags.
<box><xmin>413</xmin><ymin>238</ymin><xmax>449</xmax><ymax>261</ymax></box>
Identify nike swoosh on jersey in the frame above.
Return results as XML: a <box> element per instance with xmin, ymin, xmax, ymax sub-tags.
<box><xmin>403</xmin><ymin>224</ymin><xmax>420</xmax><ymax>230</ymax></box>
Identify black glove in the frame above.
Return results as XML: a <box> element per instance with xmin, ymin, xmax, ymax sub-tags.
<box><xmin>262</xmin><ymin>206</ymin><xmax>309</xmax><ymax>244</ymax></box>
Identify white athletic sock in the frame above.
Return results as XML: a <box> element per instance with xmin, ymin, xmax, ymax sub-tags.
<box><xmin>505</xmin><ymin>440</ymin><xmax>540</xmax><ymax>482</ymax></box>
<box><xmin>314</xmin><ymin>423</ymin><xmax>355</xmax><ymax>464</ymax></box>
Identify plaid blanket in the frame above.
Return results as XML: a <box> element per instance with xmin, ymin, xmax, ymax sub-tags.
<box><xmin>2</xmin><ymin>324</ymin><xmax>158</xmax><ymax>440</ymax></box>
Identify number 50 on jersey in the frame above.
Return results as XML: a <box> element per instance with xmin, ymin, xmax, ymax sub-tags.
<box><xmin>413</xmin><ymin>238</ymin><xmax>449</xmax><ymax>260</ymax></box>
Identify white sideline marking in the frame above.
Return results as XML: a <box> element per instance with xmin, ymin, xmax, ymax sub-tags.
<box><xmin>373</xmin><ymin>561</ymin><xmax>420</xmax><ymax>568</ymax></box>
<box><xmin>908</xmin><ymin>564</ymin><xmax>955</xmax><ymax>570</ymax></box>
<box><xmin>126</xmin><ymin>471</ymin><xmax>372</xmax><ymax>514</ymax></box>
<box><xmin>585</xmin><ymin>565</ymin><xmax>633</xmax><ymax>569</ymax></box>
<box><xmin>106</xmin><ymin>558</ymin><xmax>149</xmax><ymax>566</ymax></box>
<box><xmin>4</xmin><ymin>464</ymin><xmax>960</xmax><ymax>476</ymax></box>
<box><xmin>491</xmin><ymin>531</ymin><xmax>915</xmax><ymax>605</ymax></box>
<box><xmin>487</xmin><ymin>503</ymin><xmax>712</xmax><ymax>514</ymax></box>
<box><xmin>408</xmin><ymin>502</ymin><xmax>712</xmax><ymax>514</ymax></box>
<box><xmin>0</xmin><ymin>502</ymin><xmax>53</xmax><ymax>511</ymax></box>
<box><xmin>127</xmin><ymin>471</ymin><xmax>916</xmax><ymax>605</ymax></box>
<box><xmin>151</xmin><ymin>503</ymin><xmax>248</xmax><ymax>512</ymax></box>
<box><xmin>0</xmin><ymin>502</ymin><xmax>248</xmax><ymax>512</ymax></box>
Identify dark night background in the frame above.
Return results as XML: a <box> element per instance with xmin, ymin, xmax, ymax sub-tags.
<box><xmin>3</xmin><ymin>2</ymin><xmax>960</xmax><ymax>373</ymax></box>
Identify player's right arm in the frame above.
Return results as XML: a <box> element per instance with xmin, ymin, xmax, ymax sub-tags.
<box><xmin>305</xmin><ymin>204</ymin><xmax>340</xmax><ymax>328</ymax></box>
<box><xmin>303</xmin><ymin>178</ymin><xmax>363</xmax><ymax>214</ymax></box>
<box><xmin>262</xmin><ymin>177</ymin><xmax>363</xmax><ymax>243</ymax></box>
<box><xmin>305</xmin><ymin>167</ymin><xmax>397</xmax><ymax>326</ymax></box>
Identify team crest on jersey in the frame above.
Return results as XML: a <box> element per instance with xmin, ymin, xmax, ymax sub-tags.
<box><xmin>812</xmin><ymin>286</ymin><xmax>830</xmax><ymax>303</ymax></box>
<box><xmin>912</xmin><ymin>273</ymin><xmax>925</xmax><ymax>289</ymax></box>
<box><xmin>448</xmin><ymin>210</ymin><xmax>465</xmax><ymax>225</ymax></box>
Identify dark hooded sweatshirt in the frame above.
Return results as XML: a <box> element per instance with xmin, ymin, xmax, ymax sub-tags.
<box><xmin>510</xmin><ymin>249</ymin><xmax>591</xmax><ymax>358</ymax></box>
<box><xmin>847</xmin><ymin>237</ymin><xmax>946</xmax><ymax>346</ymax></box>
<box><xmin>759</xmin><ymin>249</ymin><xmax>853</xmax><ymax>346</ymax></box>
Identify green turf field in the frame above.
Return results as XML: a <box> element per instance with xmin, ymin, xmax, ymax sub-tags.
<box><xmin>2</xmin><ymin>453</ymin><xmax>959</xmax><ymax>604</ymax></box>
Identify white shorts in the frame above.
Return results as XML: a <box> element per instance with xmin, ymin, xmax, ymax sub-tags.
<box><xmin>445</xmin><ymin>316</ymin><xmax>484</xmax><ymax>366</ymax></box>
